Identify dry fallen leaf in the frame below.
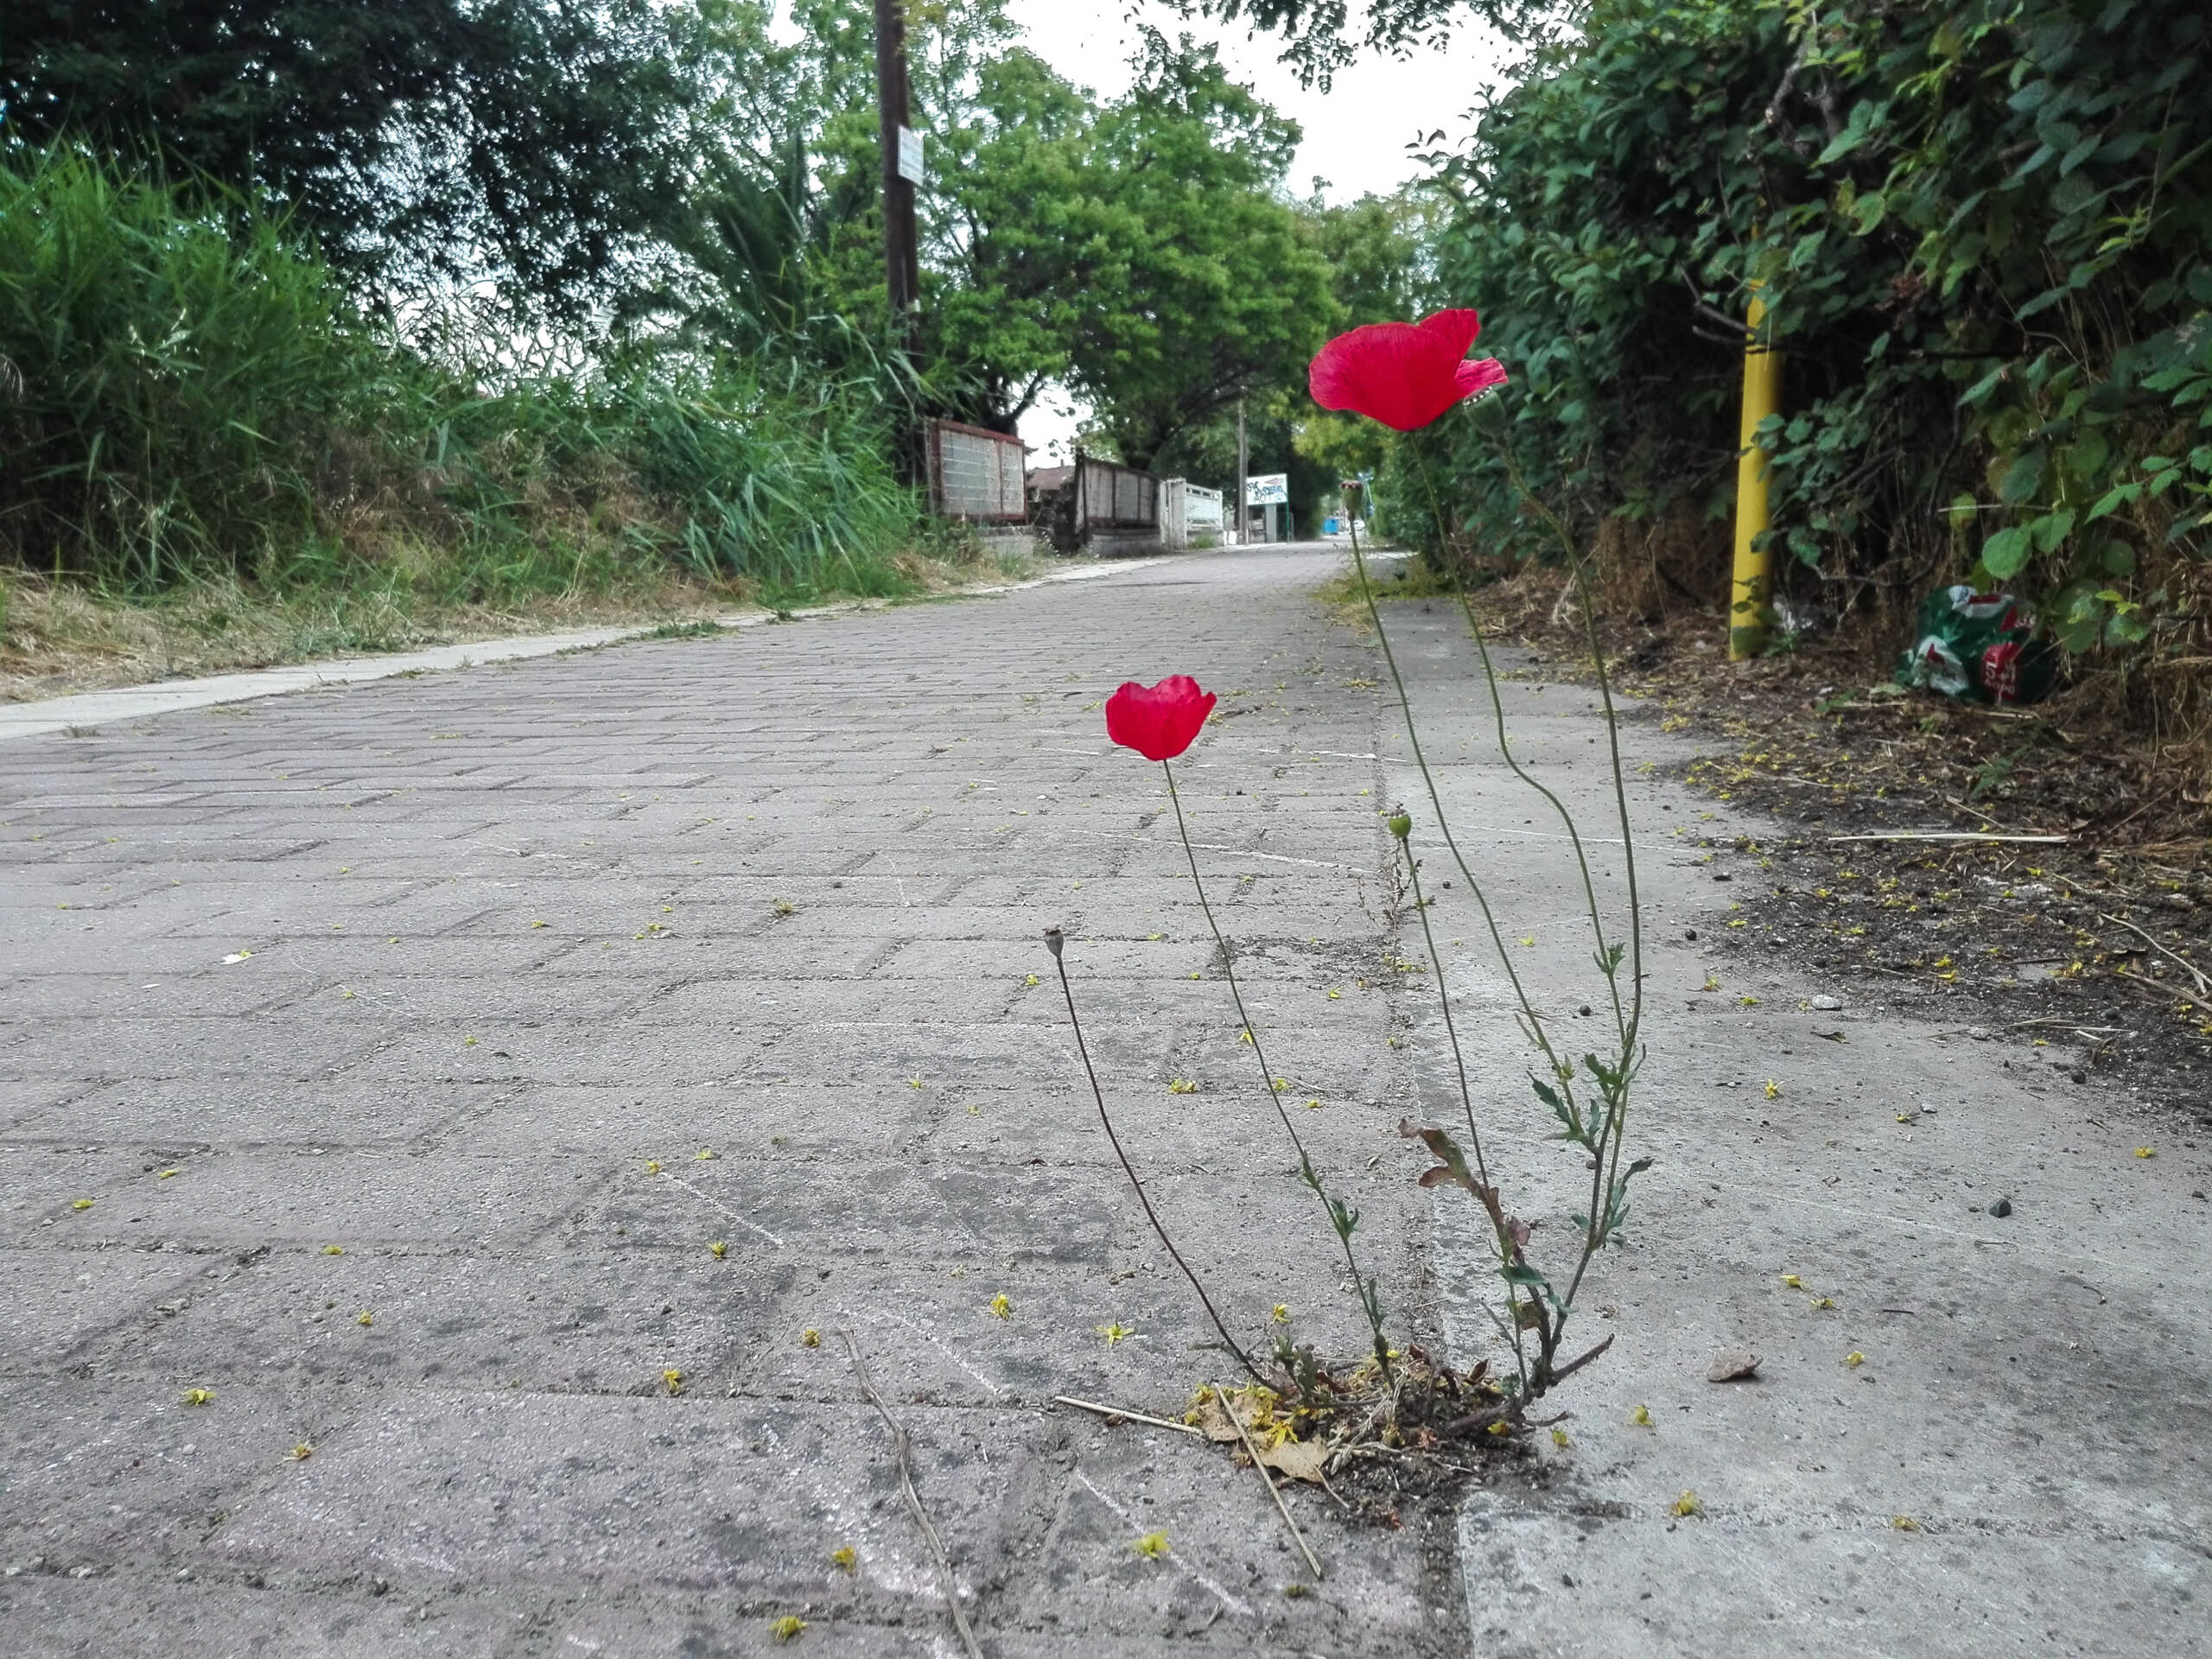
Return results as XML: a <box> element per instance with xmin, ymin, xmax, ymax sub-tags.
<box><xmin>1257</xmin><ymin>1438</ymin><xmax>1328</xmax><ymax>1485</ymax></box>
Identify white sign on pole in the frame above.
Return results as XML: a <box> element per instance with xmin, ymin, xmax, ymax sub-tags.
<box><xmin>1244</xmin><ymin>474</ymin><xmax>1288</xmax><ymax>505</ymax></box>
<box><xmin>897</xmin><ymin>126</ymin><xmax>927</xmax><ymax>185</ymax></box>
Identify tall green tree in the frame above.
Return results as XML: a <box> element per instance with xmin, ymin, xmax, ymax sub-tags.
<box><xmin>1069</xmin><ymin>40</ymin><xmax>1335</xmax><ymax>470</ymax></box>
<box><xmin>766</xmin><ymin>5</ymin><xmax>1332</xmax><ymax>460</ymax></box>
<box><xmin>0</xmin><ymin>0</ymin><xmax>734</xmax><ymax>316</ymax></box>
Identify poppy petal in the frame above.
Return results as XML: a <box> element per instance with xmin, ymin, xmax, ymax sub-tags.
<box><xmin>1105</xmin><ymin>675</ymin><xmax>1217</xmax><ymax>761</ymax></box>
<box><xmin>1308</xmin><ymin>308</ymin><xmax>1507</xmax><ymax>431</ymax></box>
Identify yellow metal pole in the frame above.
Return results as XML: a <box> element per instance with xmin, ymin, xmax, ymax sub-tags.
<box><xmin>1729</xmin><ymin>283</ymin><xmax>1783</xmax><ymax>660</ymax></box>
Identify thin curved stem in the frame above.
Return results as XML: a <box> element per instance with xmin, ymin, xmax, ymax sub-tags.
<box><xmin>1161</xmin><ymin>759</ymin><xmax>1392</xmax><ymax>1382</ymax></box>
<box><xmin>1049</xmin><ymin>931</ymin><xmax>1263</xmax><ymax>1384</ymax></box>
<box><xmin>1344</xmin><ymin>518</ymin><xmax>1570</xmax><ymax>1089</ymax></box>
<box><xmin>1397</xmin><ymin>832</ymin><xmax>1532</xmax><ymax>1396</ymax></box>
<box><xmin>1466</xmin><ymin>425</ymin><xmax>1648</xmax><ymax>1338</ymax></box>
<box><xmin>1397</xmin><ymin>836</ymin><xmax>1491</xmax><ymax>1191</ymax></box>
<box><xmin>1416</xmin><ymin>455</ymin><xmax>1629</xmax><ymax>1052</ymax></box>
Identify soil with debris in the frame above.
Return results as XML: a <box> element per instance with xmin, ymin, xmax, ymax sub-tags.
<box><xmin>1462</xmin><ymin>579</ymin><xmax>2212</xmax><ymax>1125</ymax></box>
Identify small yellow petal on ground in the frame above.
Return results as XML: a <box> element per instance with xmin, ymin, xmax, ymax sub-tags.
<box><xmin>709</xmin><ymin>1241</ymin><xmax>727</xmax><ymax>1259</ymax></box>
<box><xmin>182</xmin><ymin>1389</ymin><xmax>214</xmax><ymax>1406</ymax></box>
<box><xmin>663</xmin><ymin>1369</ymin><xmax>684</xmax><ymax>1395</ymax></box>
<box><xmin>1846</xmin><ymin>1351</ymin><xmax>1866</xmax><ymax>1368</ymax></box>
<box><xmin>771</xmin><ymin>1615</ymin><xmax>806</xmax><ymax>1643</ymax></box>
<box><xmin>1671</xmin><ymin>1491</ymin><xmax>1703</xmax><ymax>1517</ymax></box>
<box><xmin>800</xmin><ymin>1329</ymin><xmax>820</xmax><ymax>1348</ymax></box>
<box><xmin>1134</xmin><ymin>1530</ymin><xmax>1169</xmax><ymax>1559</ymax></box>
<box><xmin>988</xmin><ymin>1294</ymin><xmax>1012</xmax><ymax>1319</ymax></box>
<box><xmin>1630</xmin><ymin>1404</ymin><xmax>1652</xmax><ymax>1427</ymax></box>
<box><xmin>831</xmin><ymin>1546</ymin><xmax>856</xmax><ymax>1571</ymax></box>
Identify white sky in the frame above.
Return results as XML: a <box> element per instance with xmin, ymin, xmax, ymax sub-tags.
<box><xmin>1003</xmin><ymin>3</ymin><xmax>1503</xmax><ymax>459</ymax></box>
<box><xmin>1004</xmin><ymin>1</ymin><xmax>1501</xmax><ymax>203</ymax></box>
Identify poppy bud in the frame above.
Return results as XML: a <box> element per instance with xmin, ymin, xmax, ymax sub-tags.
<box><xmin>1043</xmin><ymin>925</ymin><xmax>1064</xmax><ymax>959</ymax></box>
<box><xmin>1388</xmin><ymin>811</ymin><xmax>1412</xmax><ymax>840</ymax></box>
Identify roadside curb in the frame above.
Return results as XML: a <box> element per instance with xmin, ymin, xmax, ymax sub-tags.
<box><xmin>0</xmin><ymin>553</ymin><xmax>1185</xmax><ymax>743</ymax></box>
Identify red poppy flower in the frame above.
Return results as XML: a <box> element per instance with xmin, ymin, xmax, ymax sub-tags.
<box><xmin>1105</xmin><ymin>675</ymin><xmax>1216</xmax><ymax>761</ymax></box>
<box><xmin>1307</xmin><ymin>308</ymin><xmax>1509</xmax><ymax>432</ymax></box>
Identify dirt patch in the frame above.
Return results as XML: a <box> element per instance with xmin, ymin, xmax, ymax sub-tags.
<box><xmin>1464</xmin><ymin>568</ymin><xmax>2212</xmax><ymax>1125</ymax></box>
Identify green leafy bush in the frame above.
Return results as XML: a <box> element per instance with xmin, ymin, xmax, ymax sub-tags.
<box><xmin>1389</xmin><ymin>0</ymin><xmax>2210</xmax><ymax>692</ymax></box>
<box><xmin>0</xmin><ymin>149</ymin><xmax>921</xmax><ymax>606</ymax></box>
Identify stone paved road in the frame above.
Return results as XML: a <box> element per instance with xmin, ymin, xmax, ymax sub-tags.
<box><xmin>1</xmin><ymin>549</ymin><xmax>1471</xmax><ymax>1656</ymax></box>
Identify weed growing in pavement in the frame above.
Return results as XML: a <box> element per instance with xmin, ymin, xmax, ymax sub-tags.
<box><xmin>1040</xmin><ymin>310</ymin><xmax>1649</xmax><ymax>1491</ymax></box>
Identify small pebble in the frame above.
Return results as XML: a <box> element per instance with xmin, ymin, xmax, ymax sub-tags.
<box><xmin>1987</xmin><ymin>1197</ymin><xmax>2013</xmax><ymax>1218</ymax></box>
<box><xmin>1809</xmin><ymin>995</ymin><xmax>1842</xmax><ymax>1012</ymax></box>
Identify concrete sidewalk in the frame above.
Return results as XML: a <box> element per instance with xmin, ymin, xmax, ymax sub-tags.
<box><xmin>0</xmin><ymin>547</ymin><xmax>1464</xmax><ymax>1656</ymax></box>
<box><xmin>3</xmin><ymin>544</ymin><xmax>2203</xmax><ymax>1656</ymax></box>
<box><xmin>1372</xmin><ymin>605</ymin><xmax>2209</xmax><ymax>1656</ymax></box>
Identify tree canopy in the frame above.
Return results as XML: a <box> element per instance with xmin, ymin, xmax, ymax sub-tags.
<box><xmin>0</xmin><ymin>0</ymin><xmax>733</xmax><ymax>315</ymax></box>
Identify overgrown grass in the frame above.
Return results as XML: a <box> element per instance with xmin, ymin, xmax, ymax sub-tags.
<box><xmin>0</xmin><ymin>147</ymin><xmax>941</xmax><ymax>658</ymax></box>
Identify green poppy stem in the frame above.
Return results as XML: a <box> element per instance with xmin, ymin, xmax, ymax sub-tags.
<box><xmin>1160</xmin><ymin>758</ymin><xmax>1393</xmax><ymax>1384</ymax></box>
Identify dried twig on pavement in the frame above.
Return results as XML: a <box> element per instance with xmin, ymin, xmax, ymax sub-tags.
<box><xmin>837</xmin><ymin>1328</ymin><xmax>985</xmax><ymax>1659</ymax></box>
<box><xmin>1823</xmin><ymin>830</ymin><xmax>2069</xmax><ymax>844</ymax></box>
<box><xmin>1053</xmin><ymin>1395</ymin><xmax>1205</xmax><ymax>1436</ymax></box>
<box><xmin>1212</xmin><ymin>1384</ymin><xmax>1324</xmax><ymax>1581</ymax></box>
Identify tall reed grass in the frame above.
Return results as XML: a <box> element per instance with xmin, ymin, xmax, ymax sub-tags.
<box><xmin>0</xmin><ymin>148</ymin><xmax>923</xmax><ymax>608</ymax></box>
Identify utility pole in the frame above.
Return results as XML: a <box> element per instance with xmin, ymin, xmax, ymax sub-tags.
<box><xmin>874</xmin><ymin>0</ymin><xmax>923</xmax><ymax>485</ymax></box>
<box><xmin>874</xmin><ymin>0</ymin><xmax>920</xmax><ymax>340</ymax></box>
<box><xmin>1235</xmin><ymin>394</ymin><xmax>1248</xmax><ymax>547</ymax></box>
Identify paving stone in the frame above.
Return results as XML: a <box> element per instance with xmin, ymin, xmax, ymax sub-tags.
<box><xmin>0</xmin><ymin>550</ymin><xmax>1455</xmax><ymax>1654</ymax></box>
